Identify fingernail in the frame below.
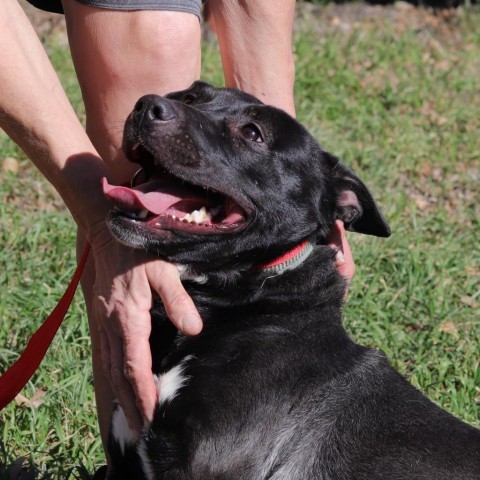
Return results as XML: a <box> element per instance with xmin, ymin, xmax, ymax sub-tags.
<box><xmin>181</xmin><ymin>315</ymin><xmax>202</xmax><ymax>333</ymax></box>
<box><xmin>336</xmin><ymin>250</ymin><xmax>346</xmax><ymax>264</ymax></box>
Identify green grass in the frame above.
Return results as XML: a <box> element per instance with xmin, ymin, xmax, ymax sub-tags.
<box><xmin>1</xmin><ymin>5</ymin><xmax>479</xmax><ymax>478</ymax></box>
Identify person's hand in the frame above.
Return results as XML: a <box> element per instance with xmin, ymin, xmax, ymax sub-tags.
<box><xmin>328</xmin><ymin>220</ymin><xmax>355</xmax><ymax>293</ymax></box>
<box><xmin>90</xmin><ymin>230</ymin><xmax>202</xmax><ymax>435</ymax></box>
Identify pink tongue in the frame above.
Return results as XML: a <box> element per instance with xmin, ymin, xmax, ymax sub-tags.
<box><xmin>102</xmin><ymin>177</ymin><xmax>200</xmax><ymax>215</ymax></box>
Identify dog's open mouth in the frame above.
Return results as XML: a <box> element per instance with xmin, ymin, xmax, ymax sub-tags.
<box><xmin>102</xmin><ymin>172</ymin><xmax>249</xmax><ymax>234</ymax></box>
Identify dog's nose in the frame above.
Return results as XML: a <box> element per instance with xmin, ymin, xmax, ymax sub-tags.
<box><xmin>132</xmin><ymin>95</ymin><xmax>177</xmax><ymax>126</ymax></box>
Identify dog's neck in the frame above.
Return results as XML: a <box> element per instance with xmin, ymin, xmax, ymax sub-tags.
<box><xmin>177</xmin><ymin>237</ymin><xmax>317</xmax><ymax>284</ymax></box>
<box><xmin>177</xmin><ymin>245</ymin><xmax>346</xmax><ymax>320</ymax></box>
<box><xmin>150</xmin><ymin>245</ymin><xmax>347</xmax><ymax>376</ymax></box>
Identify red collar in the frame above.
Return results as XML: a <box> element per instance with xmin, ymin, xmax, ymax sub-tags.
<box><xmin>252</xmin><ymin>239</ymin><xmax>315</xmax><ymax>274</ymax></box>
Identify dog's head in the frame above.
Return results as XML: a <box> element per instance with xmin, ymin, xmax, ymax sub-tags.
<box><xmin>104</xmin><ymin>81</ymin><xmax>390</xmax><ymax>271</ymax></box>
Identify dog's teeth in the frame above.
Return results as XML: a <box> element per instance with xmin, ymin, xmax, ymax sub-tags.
<box><xmin>191</xmin><ymin>210</ymin><xmax>202</xmax><ymax>223</ymax></box>
<box><xmin>137</xmin><ymin>209</ymin><xmax>149</xmax><ymax>219</ymax></box>
<box><xmin>198</xmin><ymin>207</ymin><xmax>212</xmax><ymax>223</ymax></box>
<box><xmin>180</xmin><ymin>208</ymin><xmax>212</xmax><ymax>224</ymax></box>
<box><xmin>201</xmin><ymin>207</ymin><xmax>212</xmax><ymax>222</ymax></box>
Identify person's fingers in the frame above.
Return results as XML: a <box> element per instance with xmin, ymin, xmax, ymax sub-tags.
<box><xmin>337</xmin><ymin>221</ymin><xmax>355</xmax><ymax>282</ymax></box>
<box><xmin>327</xmin><ymin>220</ymin><xmax>344</xmax><ymax>263</ymax></box>
<box><xmin>92</xmin><ymin>255</ymin><xmax>158</xmax><ymax>430</ymax></box>
<box><xmin>328</xmin><ymin>220</ymin><xmax>355</xmax><ymax>286</ymax></box>
<box><xmin>146</xmin><ymin>260</ymin><xmax>203</xmax><ymax>336</ymax></box>
<box><xmin>96</xmin><ymin>307</ymin><xmax>157</xmax><ymax>430</ymax></box>
<box><xmin>121</xmin><ymin>333</ymin><xmax>158</xmax><ymax>425</ymax></box>
<box><xmin>107</xmin><ymin>333</ymin><xmax>143</xmax><ymax>434</ymax></box>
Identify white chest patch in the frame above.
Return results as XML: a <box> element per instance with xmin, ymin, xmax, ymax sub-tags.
<box><xmin>111</xmin><ymin>356</ymin><xmax>193</xmax><ymax>461</ymax></box>
<box><xmin>154</xmin><ymin>355</ymin><xmax>193</xmax><ymax>405</ymax></box>
<box><xmin>176</xmin><ymin>264</ymin><xmax>208</xmax><ymax>284</ymax></box>
<box><xmin>111</xmin><ymin>404</ymin><xmax>136</xmax><ymax>456</ymax></box>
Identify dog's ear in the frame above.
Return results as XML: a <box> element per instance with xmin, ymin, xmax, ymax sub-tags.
<box><xmin>324</xmin><ymin>152</ymin><xmax>391</xmax><ymax>237</ymax></box>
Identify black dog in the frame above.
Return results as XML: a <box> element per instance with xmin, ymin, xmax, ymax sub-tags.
<box><xmin>102</xmin><ymin>81</ymin><xmax>480</xmax><ymax>479</ymax></box>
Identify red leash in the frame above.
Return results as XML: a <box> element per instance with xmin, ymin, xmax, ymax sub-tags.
<box><xmin>0</xmin><ymin>244</ymin><xmax>90</xmax><ymax>410</ymax></box>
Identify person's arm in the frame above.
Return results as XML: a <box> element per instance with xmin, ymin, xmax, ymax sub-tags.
<box><xmin>1</xmin><ymin>0</ymin><xmax>202</xmax><ymax>438</ymax></box>
<box><xmin>0</xmin><ymin>0</ymin><xmax>108</xmax><ymax>235</ymax></box>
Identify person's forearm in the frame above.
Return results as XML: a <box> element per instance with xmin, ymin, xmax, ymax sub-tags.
<box><xmin>0</xmin><ymin>0</ymin><xmax>110</xmax><ymax>238</ymax></box>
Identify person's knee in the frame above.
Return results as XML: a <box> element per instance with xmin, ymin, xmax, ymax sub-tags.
<box><xmin>136</xmin><ymin>12</ymin><xmax>200</xmax><ymax>60</ymax></box>
<box><xmin>63</xmin><ymin>2</ymin><xmax>201</xmax><ymax>98</ymax></box>
<box><xmin>116</xmin><ymin>11</ymin><xmax>201</xmax><ymax>84</ymax></box>
<box><xmin>74</xmin><ymin>9</ymin><xmax>201</xmax><ymax>92</ymax></box>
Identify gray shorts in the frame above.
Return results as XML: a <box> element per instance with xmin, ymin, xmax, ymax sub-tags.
<box><xmin>26</xmin><ymin>0</ymin><xmax>204</xmax><ymax>18</ymax></box>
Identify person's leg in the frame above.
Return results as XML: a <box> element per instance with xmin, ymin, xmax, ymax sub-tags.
<box><xmin>209</xmin><ymin>0</ymin><xmax>296</xmax><ymax>116</ymax></box>
<box><xmin>61</xmin><ymin>0</ymin><xmax>202</xmax><ymax>450</ymax></box>
<box><xmin>62</xmin><ymin>0</ymin><xmax>202</xmax><ymax>183</ymax></box>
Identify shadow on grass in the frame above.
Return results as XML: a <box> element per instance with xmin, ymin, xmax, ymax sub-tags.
<box><xmin>0</xmin><ymin>444</ymin><xmax>96</xmax><ymax>480</ymax></box>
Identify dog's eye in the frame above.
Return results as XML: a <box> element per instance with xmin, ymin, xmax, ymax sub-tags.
<box><xmin>183</xmin><ymin>94</ymin><xmax>196</xmax><ymax>105</ymax></box>
<box><xmin>241</xmin><ymin>124</ymin><xmax>264</xmax><ymax>143</ymax></box>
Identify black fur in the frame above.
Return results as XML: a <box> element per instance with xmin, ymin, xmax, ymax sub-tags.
<box><xmin>106</xmin><ymin>82</ymin><xmax>480</xmax><ymax>479</ymax></box>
